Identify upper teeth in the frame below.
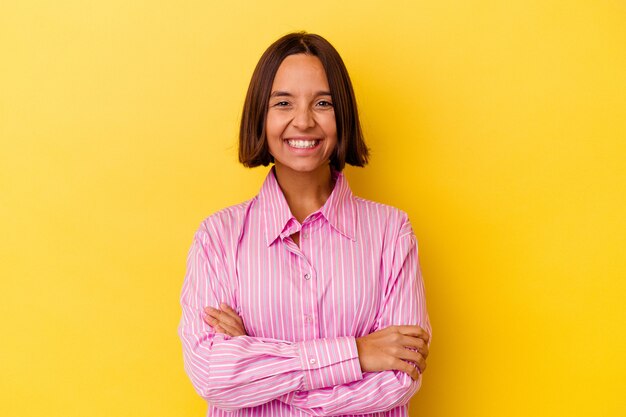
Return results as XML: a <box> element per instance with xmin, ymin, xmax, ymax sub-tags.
<box><xmin>288</xmin><ymin>139</ymin><xmax>318</xmax><ymax>149</ymax></box>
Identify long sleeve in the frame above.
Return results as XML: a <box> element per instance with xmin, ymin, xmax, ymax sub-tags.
<box><xmin>277</xmin><ymin>215</ymin><xmax>432</xmax><ymax>416</ymax></box>
<box><xmin>178</xmin><ymin>221</ymin><xmax>363</xmax><ymax>411</ymax></box>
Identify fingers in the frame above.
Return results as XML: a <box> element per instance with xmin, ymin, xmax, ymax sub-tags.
<box><xmin>219</xmin><ymin>303</ymin><xmax>245</xmax><ymax>327</ymax></box>
<box><xmin>391</xmin><ymin>358</ymin><xmax>420</xmax><ymax>381</ymax></box>
<box><xmin>394</xmin><ymin>325</ymin><xmax>430</xmax><ymax>343</ymax></box>
<box><xmin>203</xmin><ymin>314</ymin><xmax>214</xmax><ymax>326</ymax></box>
<box><xmin>204</xmin><ymin>313</ymin><xmax>242</xmax><ymax>336</ymax></box>
<box><xmin>213</xmin><ymin>324</ymin><xmax>228</xmax><ymax>335</ymax></box>
<box><xmin>205</xmin><ymin>306</ymin><xmax>241</xmax><ymax>329</ymax></box>
<box><xmin>380</xmin><ymin>325</ymin><xmax>430</xmax><ymax>357</ymax></box>
<box><xmin>205</xmin><ymin>306</ymin><xmax>243</xmax><ymax>330</ymax></box>
<box><xmin>400</xmin><ymin>335</ymin><xmax>429</xmax><ymax>358</ymax></box>
<box><xmin>384</xmin><ymin>327</ymin><xmax>429</xmax><ymax>375</ymax></box>
<box><xmin>203</xmin><ymin>314</ymin><xmax>228</xmax><ymax>333</ymax></box>
<box><xmin>203</xmin><ymin>304</ymin><xmax>247</xmax><ymax>336</ymax></box>
<box><xmin>216</xmin><ymin>319</ymin><xmax>246</xmax><ymax>336</ymax></box>
<box><xmin>394</xmin><ymin>348</ymin><xmax>427</xmax><ymax>374</ymax></box>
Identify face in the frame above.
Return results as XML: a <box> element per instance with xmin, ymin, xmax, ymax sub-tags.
<box><xmin>265</xmin><ymin>54</ymin><xmax>338</xmax><ymax>176</ymax></box>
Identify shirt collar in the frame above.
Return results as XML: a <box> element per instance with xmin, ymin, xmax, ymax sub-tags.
<box><xmin>257</xmin><ymin>167</ymin><xmax>357</xmax><ymax>247</ymax></box>
<box><xmin>319</xmin><ymin>169</ymin><xmax>357</xmax><ymax>241</ymax></box>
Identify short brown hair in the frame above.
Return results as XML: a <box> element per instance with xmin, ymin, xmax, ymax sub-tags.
<box><xmin>239</xmin><ymin>32</ymin><xmax>369</xmax><ymax>171</ymax></box>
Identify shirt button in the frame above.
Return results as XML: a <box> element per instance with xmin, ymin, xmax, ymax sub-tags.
<box><xmin>305</xmin><ymin>315</ymin><xmax>312</xmax><ymax>323</ymax></box>
<box><xmin>302</xmin><ymin>232</ymin><xmax>309</xmax><ymax>239</ymax></box>
<box><xmin>304</xmin><ymin>273</ymin><xmax>311</xmax><ymax>280</ymax></box>
<box><xmin>309</xmin><ymin>358</ymin><xmax>316</xmax><ymax>364</ymax></box>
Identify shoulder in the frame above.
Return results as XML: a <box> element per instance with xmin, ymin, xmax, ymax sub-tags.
<box><xmin>194</xmin><ymin>198</ymin><xmax>257</xmax><ymax>248</ymax></box>
<box><xmin>351</xmin><ymin>197</ymin><xmax>420</xmax><ymax>265</ymax></box>
<box><xmin>352</xmin><ymin>196</ymin><xmax>414</xmax><ymax>238</ymax></box>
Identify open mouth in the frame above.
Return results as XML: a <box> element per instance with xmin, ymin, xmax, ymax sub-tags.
<box><xmin>285</xmin><ymin>139</ymin><xmax>321</xmax><ymax>149</ymax></box>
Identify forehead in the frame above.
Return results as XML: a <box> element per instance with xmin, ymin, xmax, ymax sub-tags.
<box><xmin>271</xmin><ymin>54</ymin><xmax>330</xmax><ymax>91</ymax></box>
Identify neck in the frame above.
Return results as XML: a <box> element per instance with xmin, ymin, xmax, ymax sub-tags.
<box><xmin>273</xmin><ymin>163</ymin><xmax>334</xmax><ymax>223</ymax></box>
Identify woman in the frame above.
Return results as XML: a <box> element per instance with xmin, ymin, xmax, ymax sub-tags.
<box><xmin>179</xmin><ymin>32</ymin><xmax>431</xmax><ymax>416</ymax></box>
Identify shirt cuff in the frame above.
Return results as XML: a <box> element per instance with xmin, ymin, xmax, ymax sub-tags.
<box><xmin>296</xmin><ymin>336</ymin><xmax>363</xmax><ymax>391</ymax></box>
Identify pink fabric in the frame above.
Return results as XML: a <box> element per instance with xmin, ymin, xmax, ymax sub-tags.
<box><xmin>179</xmin><ymin>168</ymin><xmax>431</xmax><ymax>416</ymax></box>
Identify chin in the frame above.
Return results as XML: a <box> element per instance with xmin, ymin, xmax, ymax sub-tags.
<box><xmin>275</xmin><ymin>160</ymin><xmax>330</xmax><ymax>174</ymax></box>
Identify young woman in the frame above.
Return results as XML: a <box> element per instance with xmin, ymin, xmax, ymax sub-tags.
<box><xmin>179</xmin><ymin>32</ymin><xmax>431</xmax><ymax>416</ymax></box>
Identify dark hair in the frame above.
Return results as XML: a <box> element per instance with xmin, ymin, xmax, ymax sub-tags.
<box><xmin>239</xmin><ymin>32</ymin><xmax>369</xmax><ymax>171</ymax></box>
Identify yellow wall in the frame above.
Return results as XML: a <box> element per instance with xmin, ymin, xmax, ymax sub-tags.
<box><xmin>1</xmin><ymin>1</ymin><xmax>624</xmax><ymax>416</ymax></box>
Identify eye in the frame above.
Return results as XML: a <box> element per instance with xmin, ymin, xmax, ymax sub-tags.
<box><xmin>316</xmin><ymin>100</ymin><xmax>333</xmax><ymax>108</ymax></box>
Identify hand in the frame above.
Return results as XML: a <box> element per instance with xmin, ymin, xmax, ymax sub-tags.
<box><xmin>356</xmin><ymin>325</ymin><xmax>430</xmax><ymax>380</ymax></box>
<box><xmin>203</xmin><ymin>303</ymin><xmax>248</xmax><ymax>337</ymax></box>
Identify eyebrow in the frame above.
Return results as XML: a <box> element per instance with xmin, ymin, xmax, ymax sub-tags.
<box><xmin>270</xmin><ymin>90</ymin><xmax>332</xmax><ymax>98</ymax></box>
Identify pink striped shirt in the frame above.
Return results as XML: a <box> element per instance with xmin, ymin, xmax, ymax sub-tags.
<box><xmin>179</xmin><ymin>168</ymin><xmax>431</xmax><ymax>416</ymax></box>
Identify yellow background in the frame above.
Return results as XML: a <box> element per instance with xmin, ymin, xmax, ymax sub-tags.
<box><xmin>1</xmin><ymin>1</ymin><xmax>625</xmax><ymax>416</ymax></box>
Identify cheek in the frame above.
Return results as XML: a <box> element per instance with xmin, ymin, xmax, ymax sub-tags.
<box><xmin>265</xmin><ymin>119</ymin><xmax>284</xmax><ymax>157</ymax></box>
<box><xmin>315</xmin><ymin>112</ymin><xmax>337</xmax><ymax>136</ymax></box>
<box><xmin>265</xmin><ymin>113</ymin><xmax>287</xmax><ymax>140</ymax></box>
<box><xmin>322</xmin><ymin>115</ymin><xmax>338</xmax><ymax>145</ymax></box>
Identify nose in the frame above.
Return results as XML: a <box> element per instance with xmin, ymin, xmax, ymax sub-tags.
<box><xmin>292</xmin><ymin>105</ymin><xmax>315</xmax><ymax>129</ymax></box>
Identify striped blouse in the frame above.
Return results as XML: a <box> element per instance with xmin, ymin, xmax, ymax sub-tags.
<box><xmin>179</xmin><ymin>167</ymin><xmax>431</xmax><ymax>416</ymax></box>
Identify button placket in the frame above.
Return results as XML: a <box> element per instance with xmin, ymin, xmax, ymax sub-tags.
<box><xmin>297</xmin><ymin>246</ymin><xmax>318</xmax><ymax>338</ymax></box>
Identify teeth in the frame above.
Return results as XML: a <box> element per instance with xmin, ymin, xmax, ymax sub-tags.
<box><xmin>287</xmin><ymin>139</ymin><xmax>318</xmax><ymax>149</ymax></box>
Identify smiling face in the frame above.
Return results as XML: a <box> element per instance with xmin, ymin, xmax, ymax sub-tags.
<box><xmin>265</xmin><ymin>54</ymin><xmax>338</xmax><ymax>177</ymax></box>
